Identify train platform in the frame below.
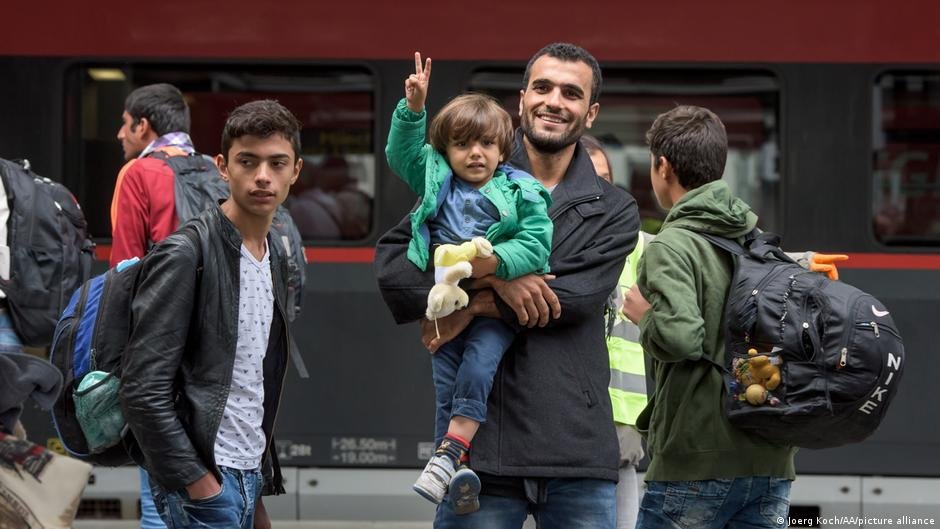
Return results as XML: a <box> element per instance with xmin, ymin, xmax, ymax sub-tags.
<box><xmin>68</xmin><ymin>467</ymin><xmax>940</xmax><ymax>528</ymax></box>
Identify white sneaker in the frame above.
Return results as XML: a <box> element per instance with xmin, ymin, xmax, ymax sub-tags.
<box><xmin>413</xmin><ymin>454</ymin><xmax>456</xmax><ymax>504</ymax></box>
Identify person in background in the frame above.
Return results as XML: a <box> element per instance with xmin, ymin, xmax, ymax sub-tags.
<box><xmin>112</xmin><ymin>82</ymin><xmax>198</xmax><ymax>529</ymax></box>
<box><xmin>583</xmin><ymin>134</ymin><xmax>646</xmax><ymax>529</ymax></box>
<box><xmin>112</xmin><ymin>83</ymin><xmax>206</xmax><ymax>267</ymax></box>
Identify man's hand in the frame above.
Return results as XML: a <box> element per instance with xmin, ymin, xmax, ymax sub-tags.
<box><xmin>185</xmin><ymin>471</ymin><xmax>221</xmax><ymax>501</ymax></box>
<box><xmin>405</xmin><ymin>52</ymin><xmax>431</xmax><ymax>113</ymax></box>
<box><xmin>421</xmin><ymin>307</ymin><xmax>473</xmax><ymax>353</ymax></box>
<box><xmin>254</xmin><ymin>497</ymin><xmax>271</xmax><ymax>529</ymax></box>
<box><xmin>490</xmin><ymin>274</ymin><xmax>560</xmax><ymax>328</ymax></box>
<box><xmin>810</xmin><ymin>253</ymin><xmax>849</xmax><ymax>281</ymax></box>
<box><xmin>621</xmin><ymin>284</ymin><xmax>651</xmax><ymax>324</ymax></box>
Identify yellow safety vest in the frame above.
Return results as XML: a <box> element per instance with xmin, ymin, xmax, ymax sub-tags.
<box><xmin>607</xmin><ymin>232</ymin><xmax>651</xmax><ymax>426</ymax></box>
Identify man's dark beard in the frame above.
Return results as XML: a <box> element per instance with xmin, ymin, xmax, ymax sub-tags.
<box><xmin>521</xmin><ymin>112</ymin><xmax>586</xmax><ymax>154</ymax></box>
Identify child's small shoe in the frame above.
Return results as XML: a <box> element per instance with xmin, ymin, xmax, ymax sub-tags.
<box><xmin>449</xmin><ymin>466</ymin><xmax>481</xmax><ymax>515</ymax></box>
<box><xmin>413</xmin><ymin>453</ymin><xmax>456</xmax><ymax>504</ymax></box>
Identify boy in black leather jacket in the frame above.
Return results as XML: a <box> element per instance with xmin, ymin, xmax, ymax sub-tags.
<box><xmin>120</xmin><ymin>100</ymin><xmax>302</xmax><ymax>529</ymax></box>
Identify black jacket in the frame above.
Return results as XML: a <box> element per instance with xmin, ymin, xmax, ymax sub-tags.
<box><xmin>120</xmin><ymin>205</ymin><xmax>289</xmax><ymax>495</ymax></box>
<box><xmin>375</xmin><ymin>131</ymin><xmax>639</xmax><ymax>481</ymax></box>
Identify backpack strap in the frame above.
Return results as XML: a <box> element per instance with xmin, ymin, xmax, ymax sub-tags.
<box><xmin>698</xmin><ymin>353</ymin><xmax>732</xmax><ymax>376</ymax></box>
<box><xmin>698</xmin><ymin>232</ymin><xmax>747</xmax><ymax>256</ymax></box>
<box><xmin>699</xmin><ymin>229</ymin><xmax>796</xmax><ymax>265</ymax></box>
<box><xmin>746</xmin><ymin>232</ymin><xmax>798</xmax><ymax>264</ymax></box>
<box><xmin>148</xmin><ymin>146</ymin><xmax>189</xmax><ymax>159</ymax></box>
<box><xmin>182</xmin><ymin>223</ymin><xmax>309</xmax><ymax>379</ymax></box>
<box><xmin>288</xmin><ymin>334</ymin><xmax>309</xmax><ymax>379</ymax></box>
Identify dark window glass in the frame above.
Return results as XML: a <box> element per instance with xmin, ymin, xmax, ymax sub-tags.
<box><xmin>873</xmin><ymin>72</ymin><xmax>940</xmax><ymax>246</ymax></box>
<box><xmin>67</xmin><ymin>64</ymin><xmax>375</xmax><ymax>243</ymax></box>
<box><xmin>469</xmin><ymin>69</ymin><xmax>781</xmax><ymax>234</ymax></box>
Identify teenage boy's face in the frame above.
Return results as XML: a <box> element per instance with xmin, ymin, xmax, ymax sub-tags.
<box><xmin>217</xmin><ymin>134</ymin><xmax>300</xmax><ymax>220</ymax></box>
<box><xmin>519</xmin><ymin>56</ymin><xmax>599</xmax><ymax>154</ymax></box>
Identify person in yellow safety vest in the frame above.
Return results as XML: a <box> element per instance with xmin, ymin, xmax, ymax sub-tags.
<box><xmin>606</xmin><ymin>231</ymin><xmax>652</xmax><ymax>529</ymax></box>
<box><xmin>584</xmin><ymin>135</ymin><xmax>647</xmax><ymax>529</ymax></box>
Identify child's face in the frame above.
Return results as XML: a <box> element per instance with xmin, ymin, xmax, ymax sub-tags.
<box><xmin>446</xmin><ymin>137</ymin><xmax>502</xmax><ymax>188</ymax></box>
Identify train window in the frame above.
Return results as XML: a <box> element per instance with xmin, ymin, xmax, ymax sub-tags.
<box><xmin>873</xmin><ymin>72</ymin><xmax>940</xmax><ymax>246</ymax></box>
<box><xmin>469</xmin><ymin>68</ymin><xmax>781</xmax><ymax>234</ymax></box>
<box><xmin>66</xmin><ymin>64</ymin><xmax>375</xmax><ymax>243</ymax></box>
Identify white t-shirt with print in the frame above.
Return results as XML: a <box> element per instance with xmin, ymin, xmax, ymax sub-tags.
<box><xmin>214</xmin><ymin>243</ymin><xmax>274</xmax><ymax>470</ymax></box>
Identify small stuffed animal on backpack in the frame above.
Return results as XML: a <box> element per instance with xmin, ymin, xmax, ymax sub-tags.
<box><xmin>732</xmin><ymin>348</ymin><xmax>783</xmax><ymax>406</ymax></box>
<box><xmin>426</xmin><ymin>237</ymin><xmax>493</xmax><ymax>325</ymax></box>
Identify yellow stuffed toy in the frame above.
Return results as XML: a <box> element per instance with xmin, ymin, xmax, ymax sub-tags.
<box><xmin>426</xmin><ymin>237</ymin><xmax>493</xmax><ymax>337</ymax></box>
<box><xmin>732</xmin><ymin>348</ymin><xmax>783</xmax><ymax>406</ymax></box>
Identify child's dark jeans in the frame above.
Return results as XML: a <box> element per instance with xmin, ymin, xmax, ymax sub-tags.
<box><xmin>431</xmin><ymin>317</ymin><xmax>515</xmax><ymax>445</ymax></box>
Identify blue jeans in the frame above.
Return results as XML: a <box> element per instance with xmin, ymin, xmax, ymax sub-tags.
<box><xmin>140</xmin><ymin>467</ymin><xmax>167</xmax><ymax>529</ymax></box>
<box><xmin>150</xmin><ymin>466</ymin><xmax>262</xmax><ymax>529</ymax></box>
<box><xmin>637</xmin><ymin>477</ymin><xmax>792</xmax><ymax>529</ymax></box>
<box><xmin>434</xmin><ymin>478</ymin><xmax>616</xmax><ymax>528</ymax></box>
<box><xmin>432</xmin><ymin>317</ymin><xmax>515</xmax><ymax>445</ymax></box>
<box><xmin>0</xmin><ymin>306</ymin><xmax>23</xmax><ymax>354</ymax></box>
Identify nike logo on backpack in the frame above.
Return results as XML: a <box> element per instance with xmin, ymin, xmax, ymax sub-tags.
<box><xmin>872</xmin><ymin>305</ymin><xmax>890</xmax><ymax>318</ymax></box>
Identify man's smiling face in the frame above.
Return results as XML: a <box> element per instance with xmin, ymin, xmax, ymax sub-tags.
<box><xmin>519</xmin><ymin>55</ymin><xmax>599</xmax><ymax>154</ymax></box>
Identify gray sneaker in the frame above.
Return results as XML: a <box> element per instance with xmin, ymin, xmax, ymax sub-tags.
<box><xmin>413</xmin><ymin>454</ymin><xmax>456</xmax><ymax>504</ymax></box>
<box><xmin>449</xmin><ymin>466</ymin><xmax>481</xmax><ymax>515</ymax></box>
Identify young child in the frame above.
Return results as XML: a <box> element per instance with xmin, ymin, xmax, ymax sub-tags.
<box><xmin>385</xmin><ymin>52</ymin><xmax>552</xmax><ymax>514</ymax></box>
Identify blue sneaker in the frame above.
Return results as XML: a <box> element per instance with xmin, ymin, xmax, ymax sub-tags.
<box><xmin>449</xmin><ymin>466</ymin><xmax>481</xmax><ymax>515</ymax></box>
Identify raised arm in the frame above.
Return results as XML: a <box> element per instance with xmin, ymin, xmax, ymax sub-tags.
<box><xmin>385</xmin><ymin>52</ymin><xmax>434</xmax><ymax>195</ymax></box>
<box><xmin>406</xmin><ymin>51</ymin><xmax>431</xmax><ymax>114</ymax></box>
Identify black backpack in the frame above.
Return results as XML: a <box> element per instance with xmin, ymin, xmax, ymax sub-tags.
<box><xmin>0</xmin><ymin>158</ymin><xmax>95</xmax><ymax>347</ymax></box>
<box><xmin>150</xmin><ymin>150</ymin><xmax>306</xmax><ymax>321</ymax></box>
<box><xmin>702</xmin><ymin>231</ymin><xmax>904</xmax><ymax>449</ymax></box>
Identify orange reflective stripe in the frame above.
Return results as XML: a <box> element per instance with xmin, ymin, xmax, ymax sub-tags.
<box><xmin>111</xmin><ymin>159</ymin><xmax>137</xmax><ymax>228</ymax></box>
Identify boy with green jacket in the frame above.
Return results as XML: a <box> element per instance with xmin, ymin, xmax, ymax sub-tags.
<box><xmin>622</xmin><ymin>105</ymin><xmax>794</xmax><ymax>529</ymax></box>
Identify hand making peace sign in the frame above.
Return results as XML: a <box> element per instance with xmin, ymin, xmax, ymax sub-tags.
<box><xmin>405</xmin><ymin>51</ymin><xmax>432</xmax><ymax>113</ymax></box>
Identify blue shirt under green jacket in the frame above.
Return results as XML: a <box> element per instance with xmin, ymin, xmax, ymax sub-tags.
<box><xmin>385</xmin><ymin>99</ymin><xmax>552</xmax><ymax>280</ymax></box>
